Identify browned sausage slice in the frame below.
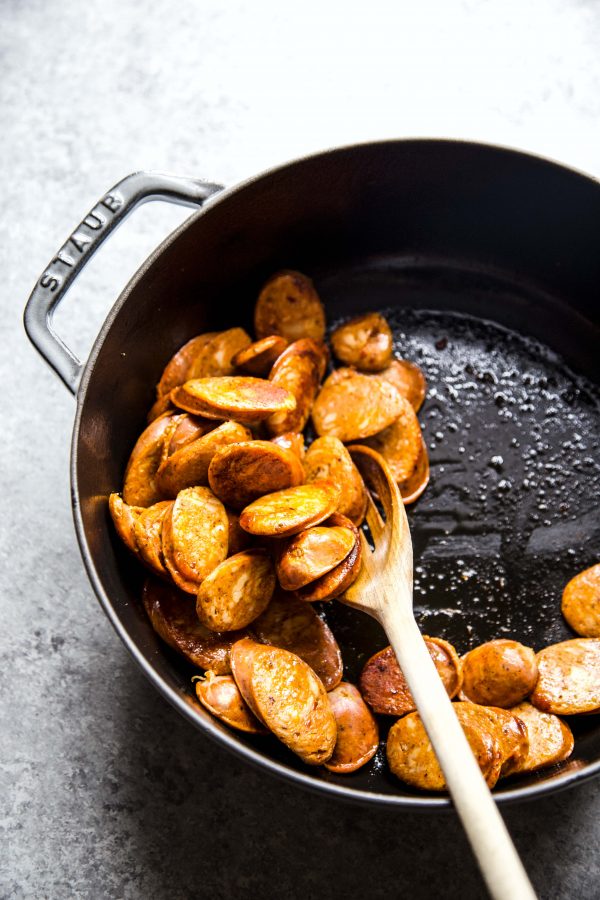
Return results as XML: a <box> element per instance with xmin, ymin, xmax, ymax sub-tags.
<box><xmin>508</xmin><ymin>702</ymin><xmax>574</xmax><ymax>773</ymax></box>
<box><xmin>474</xmin><ymin>706</ymin><xmax>530</xmax><ymax>778</ymax></box>
<box><xmin>171</xmin><ymin>377</ymin><xmax>296</xmax><ymax>423</ymax></box>
<box><xmin>359</xmin><ymin>638</ymin><xmax>462</xmax><ymax>716</ymax></box>
<box><xmin>254</xmin><ymin>270</ymin><xmax>326</xmax><ymax>343</ymax></box>
<box><xmin>123</xmin><ymin>414</ymin><xmax>174</xmax><ymax>507</ymax></box>
<box><xmin>166</xmin><ymin>414</ymin><xmax>216</xmax><ymax>455</ymax></box>
<box><xmin>296</xmin><ymin>513</ymin><xmax>362</xmax><ymax>602</ymax></box>
<box><xmin>461</xmin><ymin>639</ymin><xmax>538</xmax><ymax>708</ymax></box>
<box><xmin>561</xmin><ymin>563</ymin><xmax>600</xmax><ymax>638</ymax></box>
<box><xmin>239</xmin><ymin>481</ymin><xmax>341</xmax><ymax>537</ymax></box>
<box><xmin>267</xmin><ymin>338</ymin><xmax>328</xmax><ymax>435</ymax></box>
<box><xmin>398</xmin><ymin>437</ymin><xmax>430</xmax><ymax>505</ymax></box>
<box><xmin>196</xmin><ymin>549</ymin><xmax>276</xmax><ymax>631</ymax></box>
<box><xmin>374</xmin><ymin>358</ymin><xmax>427</xmax><ymax>412</ymax></box>
<box><xmin>304</xmin><ymin>436</ymin><xmax>368</xmax><ymax>525</ymax></box>
<box><xmin>312</xmin><ymin>368</ymin><xmax>404</xmax><ymax>441</ymax></box>
<box><xmin>275</xmin><ymin>525</ymin><xmax>356</xmax><ymax>590</ymax></box>
<box><xmin>207</xmin><ymin>440</ymin><xmax>304</xmax><ymax>510</ymax></box>
<box><xmin>325</xmin><ymin>683</ymin><xmax>379</xmax><ymax>773</ymax></box>
<box><xmin>331</xmin><ymin>312</ymin><xmax>393</xmax><ymax>372</ymax></box>
<box><xmin>361</xmin><ymin>396</ymin><xmax>423</xmax><ymax>483</ymax></box>
<box><xmin>108</xmin><ymin>493</ymin><xmax>143</xmax><ymax>556</ymax></box>
<box><xmin>187</xmin><ymin>327</ymin><xmax>252</xmax><ymax>379</ymax></box>
<box><xmin>194</xmin><ymin>672</ymin><xmax>266</xmax><ymax>733</ymax></box>
<box><xmin>230</xmin><ymin>637</ymin><xmax>337</xmax><ymax>764</ymax></box>
<box><xmin>156</xmin><ymin>333</ymin><xmax>216</xmax><ymax>398</ymax></box>
<box><xmin>233</xmin><ymin>335</ymin><xmax>288</xmax><ymax>376</ymax></box>
<box><xmin>162</xmin><ymin>487</ymin><xmax>228</xmax><ymax>591</ymax></box>
<box><xmin>386</xmin><ymin>702</ymin><xmax>502</xmax><ymax>791</ymax></box>
<box><xmin>156</xmin><ymin>421</ymin><xmax>252</xmax><ymax>497</ymax></box>
<box><xmin>225</xmin><ymin>508</ymin><xmax>253</xmax><ymax>556</ymax></box>
<box><xmin>252</xmin><ymin>591</ymin><xmax>343</xmax><ymax>690</ymax></box>
<box><xmin>142</xmin><ymin>578</ymin><xmax>245</xmax><ymax>673</ymax></box>
<box><xmin>133</xmin><ymin>500</ymin><xmax>173</xmax><ymax>577</ymax></box>
<box><xmin>147</xmin><ymin>392</ymin><xmax>176</xmax><ymax>423</ymax></box>
<box><xmin>270</xmin><ymin>431</ymin><xmax>306</xmax><ymax>460</ymax></box>
<box><xmin>530</xmin><ymin>638</ymin><xmax>600</xmax><ymax>715</ymax></box>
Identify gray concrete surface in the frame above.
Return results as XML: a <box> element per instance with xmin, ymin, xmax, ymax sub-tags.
<box><xmin>1</xmin><ymin>1</ymin><xmax>599</xmax><ymax>897</ymax></box>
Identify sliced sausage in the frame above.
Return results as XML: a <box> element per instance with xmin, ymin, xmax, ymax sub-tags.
<box><xmin>362</xmin><ymin>396</ymin><xmax>423</xmax><ymax>483</ymax></box>
<box><xmin>142</xmin><ymin>578</ymin><xmax>244</xmax><ymax>673</ymax></box>
<box><xmin>233</xmin><ymin>335</ymin><xmax>288</xmax><ymax>376</ymax></box>
<box><xmin>196</xmin><ymin>549</ymin><xmax>276</xmax><ymax>631</ymax></box>
<box><xmin>156</xmin><ymin>421</ymin><xmax>252</xmax><ymax>497</ymax></box>
<box><xmin>374</xmin><ymin>358</ymin><xmax>427</xmax><ymax>413</ymax></box>
<box><xmin>252</xmin><ymin>590</ymin><xmax>343</xmax><ymax>690</ymax></box>
<box><xmin>147</xmin><ymin>392</ymin><xmax>175</xmax><ymax>423</ymax></box>
<box><xmin>530</xmin><ymin>638</ymin><xmax>600</xmax><ymax>715</ymax></box>
<box><xmin>133</xmin><ymin>500</ymin><xmax>173</xmax><ymax>578</ymax></box>
<box><xmin>171</xmin><ymin>376</ymin><xmax>296</xmax><ymax>423</ymax></box>
<box><xmin>156</xmin><ymin>332</ymin><xmax>216</xmax><ymax>398</ymax></box>
<box><xmin>561</xmin><ymin>563</ymin><xmax>600</xmax><ymax>638</ymax></box>
<box><xmin>230</xmin><ymin>637</ymin><xmax>337</xmax><ymax>765</ymax></box>
<box><xmin>108</xmin><ymin>493</ymin><xmax>143</xmax><ymax>556</ymax></box>
<box><xmin>331</xmin><ymin>312</ymin><xmax>393</xmax><ymax>372</ymax></box>
<box><xmin>508</xmin><ymin>702</ymin><xmax>574</xmax><ymax>774</ymax></box>
<box><xmin>296</xmin><ymin>513</ymin><xmax>362</xmax><ymax>602</ymax></box>
<box><xmin>123</xmin><ymin>414</ymin><xmax>174</xmax><ymax>507</ymax></box>
<box><xmin>312</xmin><ymin>368</ymin><xmax>404</xmax><ymax>441</ymax></box>
<box><xmin>187</xmin><ymin>327</ymin><xmax>252</xmax><ymax>379</ymax></box>
<box><xmin>398</xmin><ymin>436</ymin><xmax>430</xmax><ymax>505</ymax></box>
<box><xmin>194</xmin><ymin>672</ymin><xmax>266</xmax><ymax>733</ymax></box>
<box><xmin>254</xmin><ymin>270</ymin><xmax>326</xmax><ymax>343</ymax></box>
<box><xmin>270</xmin><ymin>431</ymin><xmax>306</xmax><ymax>460</ymax></box>
<box><xmin>275</xmin><ymin>524</ymin><xmax>356</xmax><ymax>591</ymax></box>
<box><xmin>166</xmin><ymin>414</ymin><xmax>216</xmax><ymax>455</ymax></box>
<box><xmin>208</xmin><ymin>440</ymin><xmax>304</xmax><ymax>510</ymax></box>
<box><xmin>161</xmin><ymin>487</ymin><xmax>228</xmax><ymax>592</ymax></box>
<box><xmin>267</xmin><ymin>338</ymin><xmax>328</xmax><ymax>435</ymax></box>
<box><xmin>239</xmin><ymin>481</ymin><xmax>341</xmax><ymax>537</ymax></box>
<box><xmin>359</xmin><ymin>638</ymin><xmax>462</xmax><ymax>716</ymax></box>
<box><xmin>474</xmin><ymin>706</ymin><xmax>530</xmax><ymax>778</ymax></box>
<box><xmin>304</xmin><ymin>436</ymin><xmax>368</xmax><ymax>525</ymax></box>
<box><xmin>461</xmin><ymin>639</ymin><xmax>538</xmax><ymax>708</ymax></box>
<box><xmin>225</xmin><ymin>508</ymin><xmax>253</xmax><ymax>556</ymax></box>
<box><xmin>325</xmin><ymin>683</ymin><xmax>379</xmax><ymax>774</ymax></box>
<box><xmin>386</xmin><ymin>702</ymin><xmax>503</xmax><ymax>791</ymax></box>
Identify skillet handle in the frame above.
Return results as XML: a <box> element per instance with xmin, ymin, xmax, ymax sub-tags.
<box><xmin>23</xmin><ymin>171</ymin><xmax>223</xmax><ymax>394</ymax></box>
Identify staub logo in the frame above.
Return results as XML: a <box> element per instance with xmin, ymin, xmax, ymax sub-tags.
<box><xmin>38</xmin><ymin>193</ymin><xmax>123</xmax><ymax>292</ymax></box>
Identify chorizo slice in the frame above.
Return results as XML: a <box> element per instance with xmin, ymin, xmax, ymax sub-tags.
<box><xmin>254</xmin><ymin>270</ymin><xmax>326</xmax><ymax>343</ymax></box>
<box><xmin>108</xmin><ymin>493</ymin><xmax>143</xmax><ymax>556</ymax></box>
<box><xmin>374</xmin><ymin>358</ymin><xmax>427</xmax><ymax>413</ymax></box>
<box><xmin>147</xmin><ymin>392</ymin><xmax>175</xmax><ymax>423</ymax></box>
<box><xmin>359</xmin><ymin>638</ymin><xmax>462</xmax><ymax>716</ymax></box>
<box><xmin>361</xmin><ymin>397</ymin><xmax>423</xmax><ymax>483</ymax></box>
<box><xmin>386</xmin><ymin>702</ymin><xmax>502</xmax><ymax>791</ymax></box>
<box><xmin>194</xmin><ymin>672</ymin><xmax>266</xmax><ymax>733</ymax></box>
<box><xmin>142</xmin><ymin>578</ymin><xmax>244</xmax><ymax>673</ymax></box>
<box><xmin>275</xmin><ymin>524</ymin><xmax>356</xmax><ymax>591</ymax></box>
<box><xmin>156</xmin><ymin>421</ymin><xmax>252</xmax><ymax>497</ymax></box>
<box><xmin>530</xmin><ymin>638</ymin><xmax>600</xmax><ymax>715</ymax></box>
<box><xmin>398</xmin><ymin>436</ymin><xmax>430</xmax><ymax>505</ymax></box>
<box><xmin>508</xmin><ymin>702</ymin><xmax>574</xmax><ymax>774</ymax></box>
<box><xmin>233</xmin><ymin>335</ymin><xmax>288</xmax><ymax>376</ymax></box>
<box><xmin>461</xmin><ymin>639</ymin><xmax>538</xmax><ymax>709</ymax></box>
<box><xmin>230</xmin><ymin>637</ymin><xmax>337</xmax><ymax>764</ymax></box>
<box><xmin>123</xmin><ymin>414</ymin><xmax>174</xmax><ymax>507</ymax></box>
<box><xmin>187</xmin><ymin>327</ymin><xmax>252</xmax><ymax>379</ymax></box>
<box><xmin>171</xmin><ymin>376</ymin><xmax>296</xmax><ymax>423</ymax></box>
<box><xmin>304</xmin><ymin>436</ymin><xmax>368</xmax><ymax>525</ymax></box>
<box><xmin>474</xmin><ymin>706</ymin><xmax>530</xmax><ymax>778</ymax></box>
<box><xmin>166</xmin><ymin>414</ymin><xmax>216</xmax><ymax>455</ymax></box>
<box><xmin>162</xmin><ymin>486</ymin><xmax>228</xmax><ymax>591</ymax></box>
<box><xmin>207</xmin><ymin>440</ymin><xmax>304</xmax><ymax>510</ymax></box>
<box><xmin>561</xmin><ymin>563</ymin><xmax>600</xmax><ymax>638</ymax></box>
<box><xmin>267</xmin><ymin>338</ymin><xmax>328</xmax><ymax>435</ymax></box>
<box><xmin>331</xmin><ymin>312</ymin><xmax>393</xmax><ymax>372</ymax></box>
<box><xmin>196</xmin><ymin>548</ymin><xmax>276</xmax><ymax>631</ymax></box>
<box><xmin>252</xmin><ymin>590</ymin><xmax>343</xmax><ymax>690</ymax></box>
<box><xmin>239</xmin><ymin>481</ymin><xmax>341</xmax><ymax>538</ymax></box>
<box><xmin>156</xmin><ymin>332</ymin><xmax>216</xmax><ymax>398</ymax></box>
<box><xmin>296</xmin><ymin>513</ymin><xmax>362</xmax><ymax>602</ymax></box>
<box><xmin>226</xmin><ymin>508</ymin><xmax>253</xmax><ymax>556</ymax></box>
<box><xmin>270</xmin><ymin>431</ymin><xmax>306</xmax><ymax>461</ymax></box>
<box><xmin>312</xmin><ymin>368</ymin><xmax>403</xmax><ymax>441</ymax></box>
<box><xmin>325</xmin><ymin>683</ymin><xmax>379</xmax><ymax>774</ymax></box>
<box><xmin>133</xmin><ymin>500</ymin><xmax>173</xmax><ymax>577</ymax></box>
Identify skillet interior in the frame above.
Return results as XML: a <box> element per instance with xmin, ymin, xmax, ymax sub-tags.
<box><xmin>73</xmin><ymin>141</ymin><xmax>600</xmax><ymax>806</ymax></box>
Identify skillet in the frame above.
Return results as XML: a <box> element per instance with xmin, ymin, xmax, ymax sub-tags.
<box><xmin>24</xmin><ymin>139</ymin><xmax>600</xmax><ymax>807</ymax></box>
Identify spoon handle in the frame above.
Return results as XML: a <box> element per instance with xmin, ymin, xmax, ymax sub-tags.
<box><xmin>382</xmin><ymin>609</ymin><xmax>537</xmax><ymax>900</ymax></box>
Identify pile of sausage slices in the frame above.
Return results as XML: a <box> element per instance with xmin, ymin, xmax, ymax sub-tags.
<box><xmin>110</xmin><ymin>270</ymin><xmax>600</xmax><ymax>788</ymax></box>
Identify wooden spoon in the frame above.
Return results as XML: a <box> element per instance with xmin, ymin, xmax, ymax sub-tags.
<box><xmin>344</xmin><ymin>445</ymin><xmax>536</xmax><ymax>900</ymax></box>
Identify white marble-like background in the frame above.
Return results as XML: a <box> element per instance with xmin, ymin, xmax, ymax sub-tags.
<box><xmin>2</xmin><ymin>1</ymin><xmax>599</xmax><ymax>898</ymax></box>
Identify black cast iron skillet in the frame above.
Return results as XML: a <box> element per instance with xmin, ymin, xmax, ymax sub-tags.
<box><xmin>24</xmin><ymin>140</ymin><xmax>600</xmax><ymax>808</ymax></box>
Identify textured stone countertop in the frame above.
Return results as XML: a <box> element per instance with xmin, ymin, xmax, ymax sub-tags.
<box><xmin>2</xmin><ymin>1</ymin><xmax>599</xmax><ymax>897</ymax></box>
